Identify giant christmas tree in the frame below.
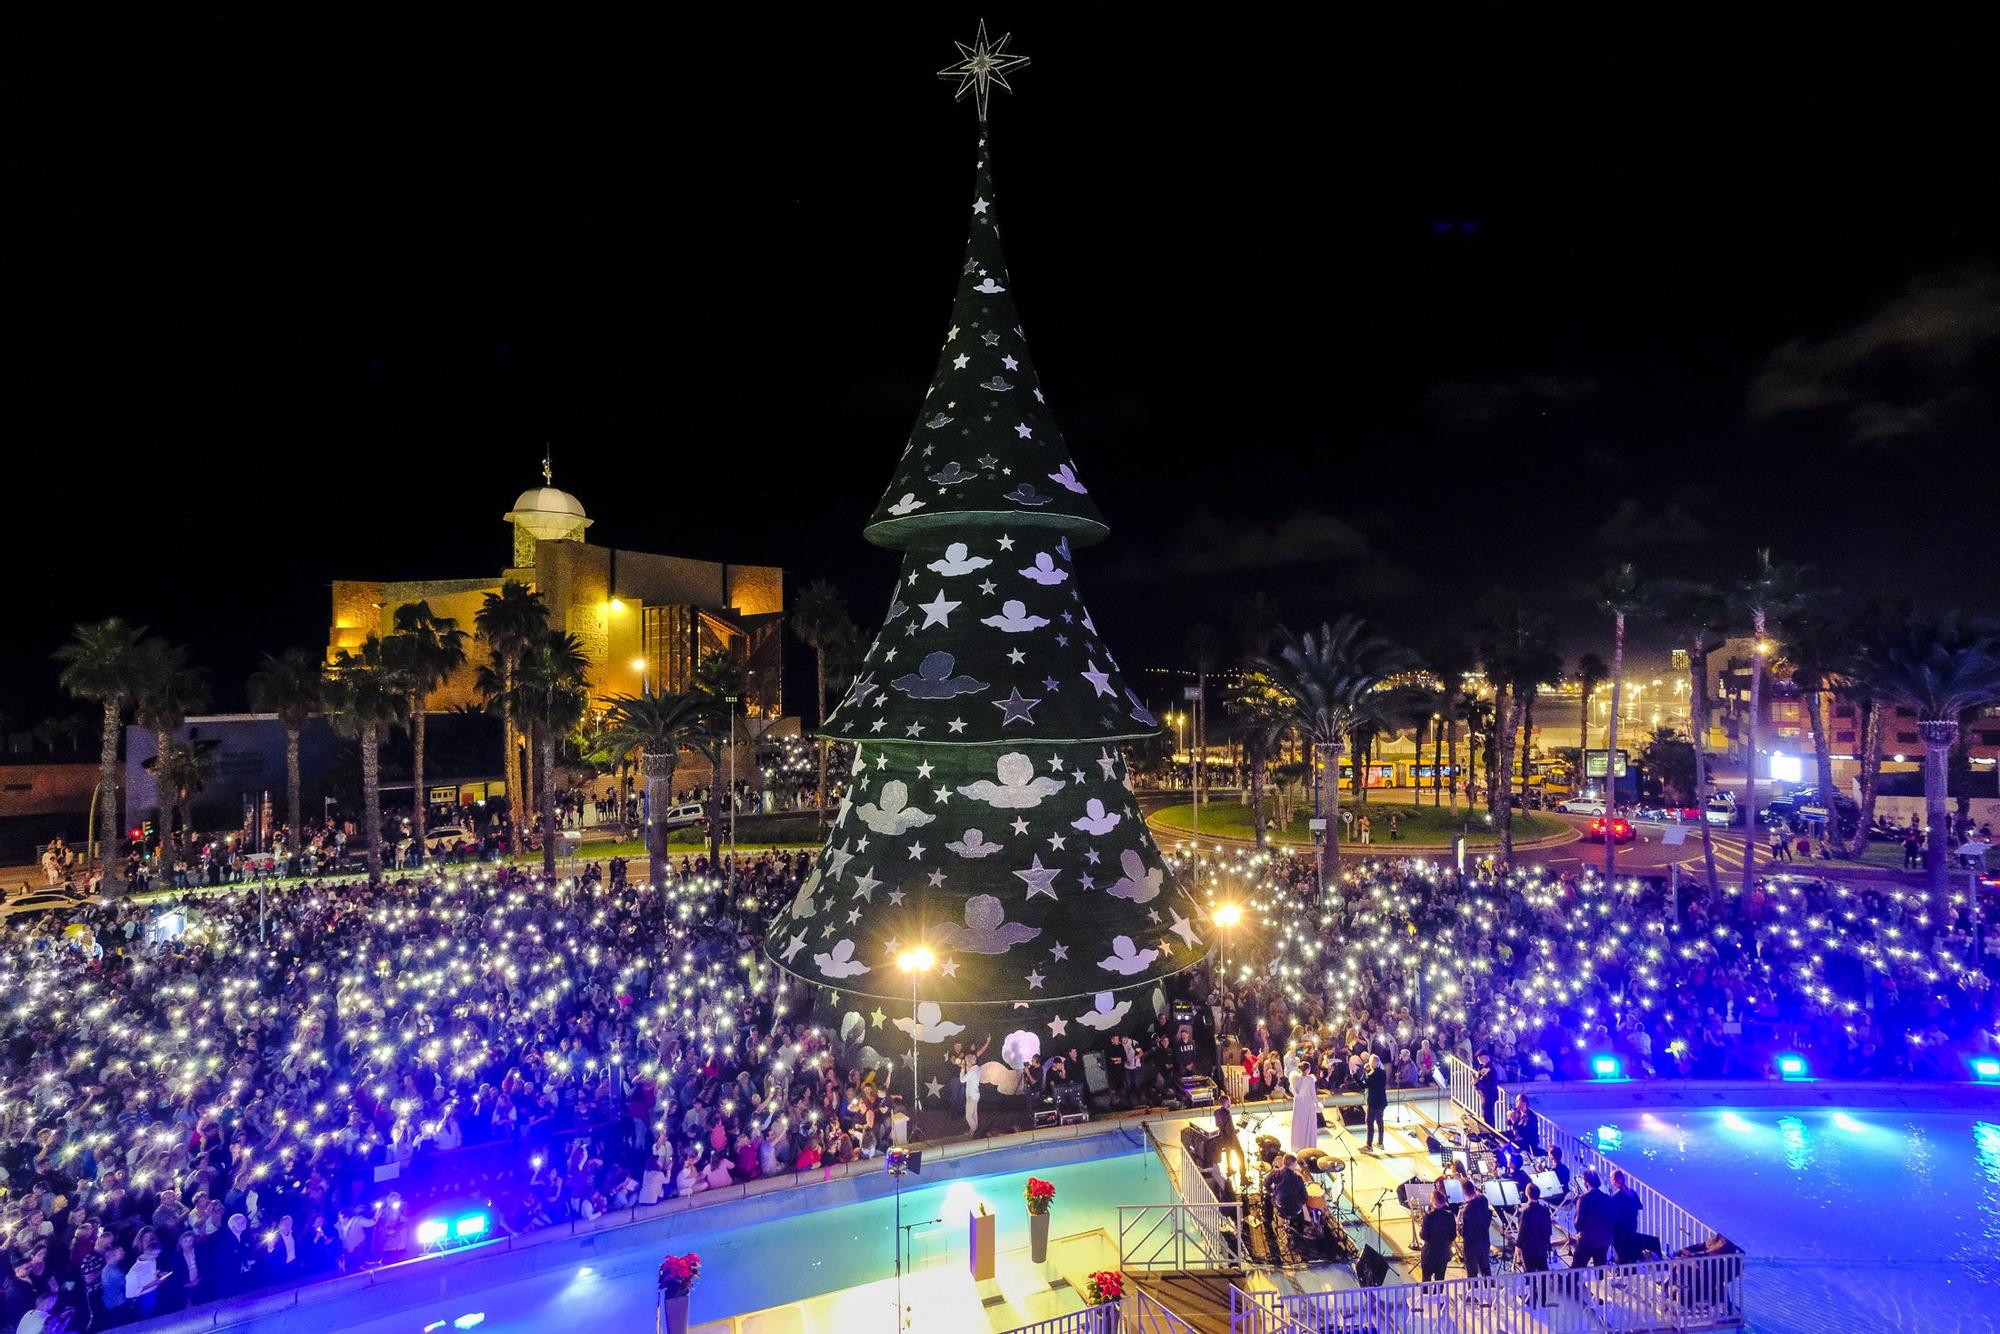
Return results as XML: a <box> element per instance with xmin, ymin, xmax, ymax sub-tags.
<box><xmin>765</xmin><ymin>24</ymin><xmax>1204</xmax><ymax>1057</ymax></box>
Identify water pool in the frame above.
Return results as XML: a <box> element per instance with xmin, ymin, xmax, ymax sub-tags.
<box><xmin>1550</xmin><ymin>1101</ymin><xmax>2000</xmax><ymax>1334</ymax></box>
<box><xmin>319</xmin><ymin>1141</ymin><xmax>1169</xmax><ymax>1334</ymax></box>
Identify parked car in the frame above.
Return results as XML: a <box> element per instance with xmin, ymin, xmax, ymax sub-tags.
<box><xmin>2</xmin><ymin>890</ymin><xmax>85</xmax><ymax>918</ymax></box>
<box><xmin>424</xmin><ymin>825</ymin><xmax>472</xmax><ymax>857</ymax></box>
<box><xmin>1704</xmin><ymin>797</ymin><xmax>1743</xmax><ymax>827</ymax></box>
<box><xmin>1632</xmin><ymin>804</ymin><xmax>1700</xmax><ymax>823</ymax></box>
<box><xmin>1558</xmin><ymin>797</ymin><xmax>1608</xmax><ymax>816</ymax></box>
<box><xmin>1586</xmin><ymin>816</ymin><xmax>1636</xmax><ymax>843</ymax></box>
<box><xmin>661</xmin><ymin>801</ymin><xmax>705</xmax><ymax>830</ymax></box>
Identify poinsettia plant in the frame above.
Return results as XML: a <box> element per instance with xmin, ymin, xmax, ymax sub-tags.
<box><xmin>1024</xmin><ymin>1177</ymin><xmax>1056</xmax><ymax>1215</ymax></box>
<box><xmin>1085</xmin><ymin>1270</ymin><xmax>1124</xmax><ymax>1304</ymax></box>
<box><xmin>658</xmin><ymin>1252</ymin><xmax>702</xmax><ymax>1298</ymax></box>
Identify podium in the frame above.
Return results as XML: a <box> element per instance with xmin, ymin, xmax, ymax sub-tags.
<box><xmin>970</xmin><ymin>1210</ymin><xmax>996</xmax><ymax>1282</ymax></box>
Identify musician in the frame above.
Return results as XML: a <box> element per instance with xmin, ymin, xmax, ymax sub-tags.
<box><xmin>1507</xmin><ymin>1092</ymin><xmax>1539</xmax><ymax>1152</ymax></box>
<box><xmin>1572</xmin><ymin>1170</ymin><xmax>1614</xmax><ymax>1268</ymax></box>
<box><xmin>1472</xmin><ymin>1051</ymin><xmax>1499</xmax><ymax>1129</ymax></box>
<box><xmin>1418</xmin><ymin>1181</ymin><xmax>1456</xmax><ymax>1282</ymax></box>
<box><xmin>1515</xmin><ymin>1182</ymin><xmax>1553</xmax><ymax>1271</ymax></box>
<box><xmin>1269</xmin><ymin>1152</ymin><xmax>1309</xmax><ymax>1244</ymax></box>
<box><xmin>1546</xmin><ymin>1144</ymin><xmax>1572</xmax><ymax>1200</ymax></box>
<box><xmin>1360</xmin><ymin>1052</ymin><xmax>1389</xmax><ymax>1151</ymax></box>
<box><xmin>1608</xmin><ymin>1168</ymin><xmax>1644</xmax><ymax>1262</ymax></box>
<box><xmin>1459</xmin><ymin>1183</ymin><xmax>1494</xmax><ymax>1277</ymax></box>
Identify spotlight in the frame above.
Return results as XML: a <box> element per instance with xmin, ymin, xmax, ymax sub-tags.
<box><xmin>1972</xmin><ymin>1057</ymin><xmax>2000</xmax><ymax>1082</ymax></box>
<box><xmin>1775</xmin><ymin>1053</ymin><xmax>1811</xmax><ymax>1080</ymax></box>
<box><xmin>1590</xmin><ymin>1054</ymin><xmax>1623</xmax><ymax>1080</ymax></box>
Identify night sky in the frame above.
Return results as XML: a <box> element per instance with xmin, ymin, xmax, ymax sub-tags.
<box><xmin>11</xmin><ymin>10</ymin><xmax>1998</xmax><ymax>724</ymax></box>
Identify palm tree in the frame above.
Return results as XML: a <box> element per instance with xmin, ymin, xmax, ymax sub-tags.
<box><xmin>153</xmin><ymin>740</ymin><xmax>215</xmax><ymax>855</ymax></box>
<box><xmin>54</xmin><ymin>618</ymin><xmax>150</xmax><ymax>890</ymax></box>
<box><xmin>1596</xmin><ymin>564</ymin><xmax>1648</xmax><ymax>883</ymax></box>
<box><xmin>1857</xmin><ymin>609</ymin><xmax>2000</xmax><ymax>894</ymax></box>
<box><xmin>388</xmin><ymin>601</ymin><xmax>470</xmax><ymax>860</ymax></box>
<box><xmin>1660</xmin><ymin>582</ymin><xmax>1732</xmax><ymax>896</ymax></box>
<box><xmin>1779</xmin><ymin>614</ymin><xmax>1853</xmax><ymax>855</ymax></box>
<box><xmin>1459</xmin><ymin>690</ymin><xmax>1493</xmax><ymax>817</ymax></box>
<box><xmin>131</xmin><ymin>640</ymin><xmax>210</xmax><ymax>872</ymax></box>
<box><xmin>1735</xmin><ymin>551</ymin><xmax>1809</xmax><ymax>894</ymax></box>
<box><xmin>1226</xmin><ymin>671</ymin><xmax>1287</xmax><ymax>851</ymax></box>
<box><xmin>511</xmin><ymin>630</ymin><xmax>591</xmax><ymax>879</ymax></box>
<box><xmin>248</xmin><ymin>649</ymin><xmax>324</xmax><ymax>867</ymax></box>
<box><xmin>1574</xmin><ymin>651</ymin><xmax>1608</xmax><ymax>795</ymax></box>
<box><xmin>326</xmin><ymin>636</ymin><xmax>404</xmax><ymax>881</ymax></box>
<box><xmin>1480</xmin><ymin>604</ymin><xmax>1561</xmax><ymax>863</ymax></box>
<box><xmin>791</xmin><ymin>580</ymin><xmax>858</xmax><ymax>825</ymax></box>
<box><xmin>1422</xmin><ymin>643</ymin><xmax>1475</xmax><ymax>809</ymax></box>
<box><xmin>1185</xmin><ymin>622</ymin><xmax>1221</xmax><ymax>805</ymax></box>
<box><xmin>1250</xmin><ymin>617</ymin><xmax>1417</xmax><ymax>891</ymax></box>
<box><xmin>596</xmin><ymin>690</ymin><xmax>724</xmax><ymax>884</ymax></box>
<box><xmin>476</xmin><ymin>580</ymin><xmax>549</xmax><ymax>832</ymax></box>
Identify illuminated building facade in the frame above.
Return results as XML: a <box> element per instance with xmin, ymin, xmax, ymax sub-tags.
<box><xmin>329</xmin><ymin>476</ymin><xmax>785</xmax><ymax>718</ymax></box>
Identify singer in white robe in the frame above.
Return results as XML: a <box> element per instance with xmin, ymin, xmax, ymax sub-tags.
<box><xmin>1289</xmin><ymin>1069</ymin><xmax>1319</xmax><ymax>1150</ymax></box>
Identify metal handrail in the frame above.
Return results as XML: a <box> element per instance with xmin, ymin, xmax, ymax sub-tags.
<box><xmin>1261</xmin><ymin>1250</ymin><xmax>1744</xmax><ymax>1332</ymax></box>
<box><xmin>1117</xmin><ymin>1202</ymin><xmax>1245</xmax><ymax>1272</ymax></box>
<box><xmin>998</xmin><ymin>1299</ymin><xmax>1121</xmax><ymax>1334</ymax></box>
<box><xmin>1130</xmin><ymin>1286</ymin><xmax>1201</xmax><ymax>1334</ymax></box>
<box><xmin>1227</xmin><ymin>1284</ymin><xmax>1314</xmax><ymax>1334</ymax></box>
<box><xmin>1440</xmin><ymin>1057</ymin><xmax>1731</xmax><ymax>1256</ymax></box>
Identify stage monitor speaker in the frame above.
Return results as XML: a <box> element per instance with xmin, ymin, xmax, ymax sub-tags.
<box><xmin>1180</xmin><ymin>1124</ymin><xmax>1218</xmax><ymax>1169</ymax></box>
<box><xmin>1357</xmin><ymin>1245</ymin><xmax>1390</xmax><ymax>1287</ymax></box>
<box><xmin>1081</xmin><ymin>1050</ymin><xmax>1111</xmax><ymax>1095</ymax></box>
<box><xmin>1339</xmin><ymin>1105</ymin><xmax>1367</xmax><ymax>1128</ymax></box>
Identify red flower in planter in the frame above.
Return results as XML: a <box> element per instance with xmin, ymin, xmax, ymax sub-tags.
<box><xmin>1024</xmin><ymin>1177</ymin><xmax>1056</xmax><ymax>1214</ymax></box>
<box><xmin>1085</xmin><ymin>1270</ymin><xmax>1124</xmax><ymax>1304</ymax></box>
<box><xmin>658</xmin><ymin>1252</ymin><xmax>702</xmax><ymax>1297</ymax></box>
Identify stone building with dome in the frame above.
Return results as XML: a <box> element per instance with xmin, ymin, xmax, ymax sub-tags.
<box><xmin>329</xmin><ymin>472</ymin><xmax>786</xmax><ymax>723</ymax></box>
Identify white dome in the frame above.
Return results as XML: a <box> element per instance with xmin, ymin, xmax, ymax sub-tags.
<box><xmin>505</xmin><ymin>486</ymin><xmax>592</xmax><ymax>542</ymax></box>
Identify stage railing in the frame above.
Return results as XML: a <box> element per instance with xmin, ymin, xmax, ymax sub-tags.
<box><xmin>1227</xmin><ymin>1285</ymin><xmax>1314</xmax><ymax>1334</ymax></box>
<box><xmin>1129</xmin><ymin>1285</ymin><xmax>1202</xmax><ymax>1333</ymax></box>
<box><xmin>998</xmin><ymin>1299</ymin><xmax>1120</xmax><ymax>1334</ymax></box>
<box><xmin>1446</xmin><ymin>1053</ymin><xmax>1502</xmax><ymax>1127</ymax></box>
<box><xmin>1530</xmin><ymin>1110</ymin><xmax>1718</xmax><ymax>1259</ymax></box>
<box><xmin>1238</xmin><ymin>1251</ymin><xmax>1744</xmax><ymax>1333</ymax></box>
<box><xmin>1117</xmin><ymin>1202</ymin><xmax>1245</xmax><ymax>1273</ymax></box>
<box><xmin>1438</xmin><ymin>1059</ymin><xmax>1729</xmax><ymax>1259</ymax></box>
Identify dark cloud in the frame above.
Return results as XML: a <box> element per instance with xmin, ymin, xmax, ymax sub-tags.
<box><xmin>1595</xmin><ymin>496</ymin><xmax>1713</xmax><ymax>551</ymax></box>
<box><xmin>1748</xmin><ymin>265</ymin><xmax>2000</xmax><ymax>445</ymax></box>
<box><xmin>1424</xmin><ymin>374</ymin><xmax>1598</xmax><ymax>429</ymax></box>
<box><xmin>1099</xmin><ymin>508</ymin><xmax>1418</xmax><ymax>600</ymax></box>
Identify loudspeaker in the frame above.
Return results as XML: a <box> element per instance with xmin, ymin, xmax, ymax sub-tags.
<box><xmin>1357</xmin><ymin>1245</ymin><xmax>1390</xmax><ymax>1287</ymax></box>
<box><xmin>1081</xmin><ymin>1051</ymin><xmax>1111</xmax><ymax>1095</ymax></box>
<box><xmin>1180</xmin><ymin>1124</ymin><xmax>1218</xmax><ymax>1169</ymax></box>
<box><xmin>1339</xmin><ymin>1105</ymin><xmax>1366</xmax><ymax>1128</ymax></box>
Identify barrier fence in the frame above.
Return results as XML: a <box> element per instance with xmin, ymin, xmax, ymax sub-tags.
<box><xmin>1117</xmin><ymin>1202</ymin><xmax>1245</xmax><ymax>1272</ymax></box>
<box><xmin>998</xmin><ymin>1286</ymin><xmax>1201</xmax><ymax>1334</ymax></box>
<box><xmin>1229</xmin><ymin>1251</ymin><xmax>1744</xmax><ymax>1333</ymax></box>
<box><xmin>1129</xmin><ymin>1286</ymin><xmax>1203</xmax><ymax>1333</ymax></box>
<box><xmin>1440</xmin><ymin>1056</ymin><xmax>1728</xmax><ymax>1259</ymax></box>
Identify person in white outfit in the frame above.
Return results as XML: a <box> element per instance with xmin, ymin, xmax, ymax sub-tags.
<box><xmin>961</xmin><ymin>1053</ymin><xmax>982</xmax><ymax>1136</ymax></box>
<box><xmin>1289</xmin><ymin>1066</ymin><xmax>1319</xmax><ymax>1152</ymax></box>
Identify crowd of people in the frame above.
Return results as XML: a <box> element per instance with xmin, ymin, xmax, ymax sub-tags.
<box><xmin>0</xmin><ymin>851</ymin><xmax>931</xmax><ymax>1331</ymax></box>
<box><xmin>1195</xmin><ymin>850</ymin><xmax>1999</xmax><ymax>1101</ymax></box>
<box><xmin>2</xmin><ymin>829</ymin><xmax>1995</xmax><ymax>1330</ymax></box>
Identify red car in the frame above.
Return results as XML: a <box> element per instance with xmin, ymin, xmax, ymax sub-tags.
<box><xmin>1587</xmin><ymin>816</ymin><xmax>1636</xmax><ymax>843</ymax></box>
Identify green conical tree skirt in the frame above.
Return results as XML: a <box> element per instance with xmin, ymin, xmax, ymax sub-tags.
<box><xmin>763</xmin><ymin>130</ymin><xmax>1205</xmax><ymax>1046</ymax></box>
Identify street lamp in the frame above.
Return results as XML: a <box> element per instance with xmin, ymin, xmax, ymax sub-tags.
<box><xmin>896</xmin><ymin>946</ymin><xmax>935</xmax><ymax>1109</ymax></box>
<box><xmin>1212</xmin><ymin>902</ymin><xmax>1242</xmax><ymax>976</ymax></box>
<box><xmin>632</xmin><ymin>657</ymin><xmax>648</xmax><ymax>695</ymax></box>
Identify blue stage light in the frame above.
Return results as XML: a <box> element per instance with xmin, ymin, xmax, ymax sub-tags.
<box><xmin>1776</xmin><ymin>1053</ymin><xmax>1810</xmax><ymax>1080</ymax></box>
<box><xmin>1590</xmin><ymin>1054</ymin><xmax>1622</xmax><ymax>1080</ymax></box>
<box><xmin>1973</xmin><ymin>1056</ymin><xmax>2000</xmax><ymax>1082</ymax></box>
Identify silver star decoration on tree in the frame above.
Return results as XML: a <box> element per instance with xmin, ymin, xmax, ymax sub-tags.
<box><xmin>939</xmin><ymin>19</ymin><xmax>1029</xmax><ymax>123</ymax></box>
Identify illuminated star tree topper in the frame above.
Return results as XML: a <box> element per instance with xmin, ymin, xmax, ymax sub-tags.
<box><xmin>938</xmin><ymin>18</ymin><xmax>1029</xmax><ymax>122</ymax></box>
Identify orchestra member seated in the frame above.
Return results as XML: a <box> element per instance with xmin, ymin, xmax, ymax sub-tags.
<box><xmin>1270</xmin><ymin>1153</ymin><xmax>1309</xmax><ymax>1243</ymax></box>
<box><xmin>1547</xmin><ymin>1144</ymin><xmax>1572</xmax><ymax>1199</ymax></box>
<box><xmin>1507</xmin><ymin>1093</ymin><xmax>1539</xmax><ymax>1152</ymax></box>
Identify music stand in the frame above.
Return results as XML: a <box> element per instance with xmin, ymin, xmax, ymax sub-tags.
<box><xmin>1484</xmin><ymin>1180</ymin><xmax>1521</xmax><ymax>1209</ymax></box>
<box><xmin>1444</xmin><ymin>1179</ymin><xmax>1468</xmax><ymax>1206</ymax></box>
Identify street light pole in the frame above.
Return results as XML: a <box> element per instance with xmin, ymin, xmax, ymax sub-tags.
<box><xmin>896</xmin><ymin>946</ymin><xmax>935</xmax><ymax>1110</ymax></box>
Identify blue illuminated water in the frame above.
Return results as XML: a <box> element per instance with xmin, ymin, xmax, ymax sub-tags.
<box><xmin>1557</xmin><ymin>1104</ymin><xmax>2000</xmax><ymax>1334</ymax></box>
<box><xmin>333</xmin><ymin>1144</ymin><xmax>1167</xmax><ymax>1334</ymax></box>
